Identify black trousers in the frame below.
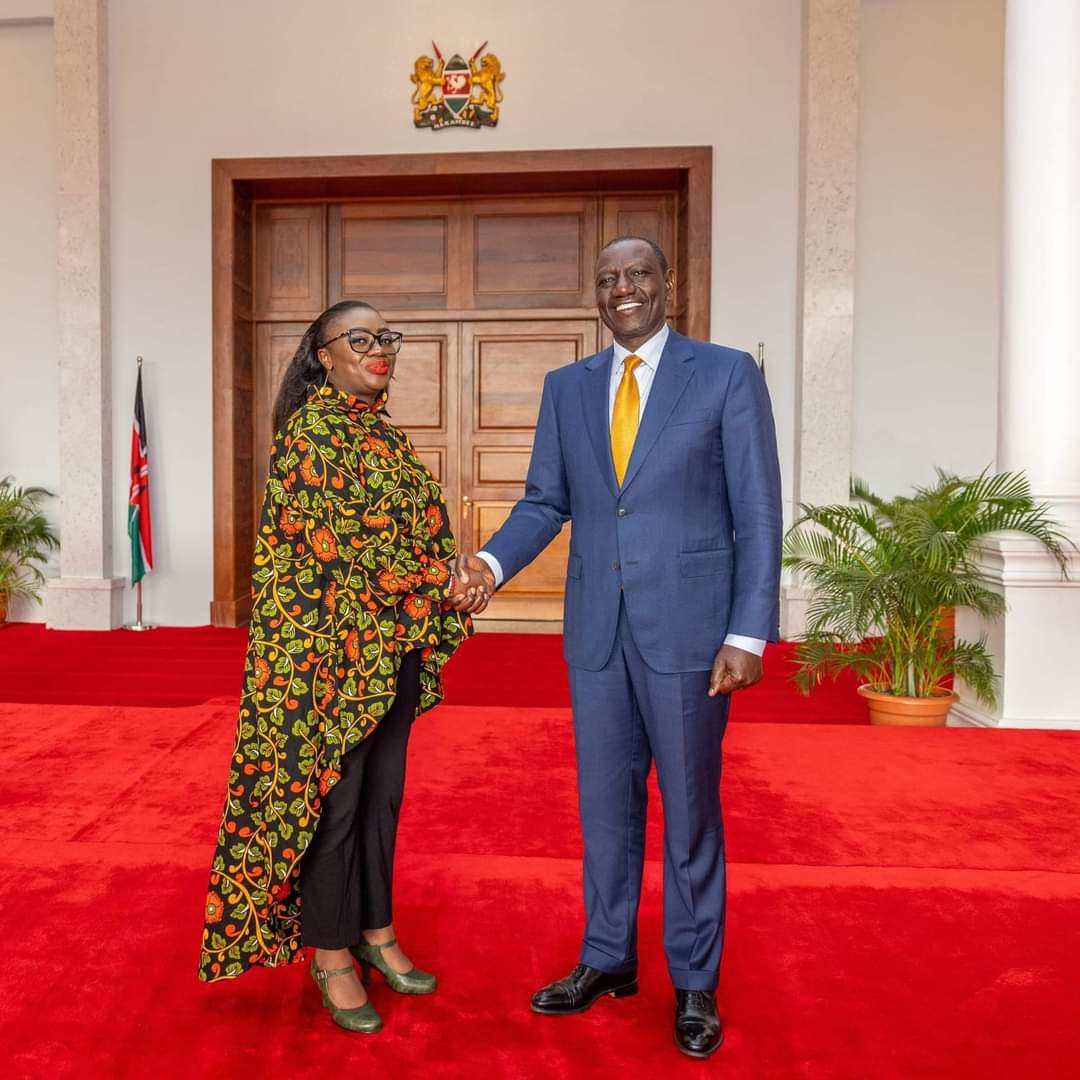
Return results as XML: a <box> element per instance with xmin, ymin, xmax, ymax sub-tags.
<box><xmin>300</xmin><ymin>648</ymin><xmax>421</xmax><ymax>949</ymax></box>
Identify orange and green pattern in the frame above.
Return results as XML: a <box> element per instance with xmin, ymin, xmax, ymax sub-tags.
<box><xmin>199</xmin><ymin>384</ymin><xmax>471</xmax><ymax>981</ymax></box>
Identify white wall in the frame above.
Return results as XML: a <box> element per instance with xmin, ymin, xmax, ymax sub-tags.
<box><xmin>105</xmin><ymin>0</ymin><xmax>803</xmax><ymax>624</ymax></box>
<box><xmin>0</xmin><ymin>0</ymin><xmax>1008</xmax><ymax>626</ymax></box>
<box><xmin>853</xmin><ymin>0</ymin><xmax>1004</xmax><ymax>497</ymax></box>
<box><xmin>0</xmin><ymin>19</ymin><xmax>58</xmax><ymax>621</ymax></box>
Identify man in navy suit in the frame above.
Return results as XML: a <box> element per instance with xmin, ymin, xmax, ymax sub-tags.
<box><xmin>456</xmin><ymin>236</ymin><xmax>782</xmax><ymax>1058</ymax></box>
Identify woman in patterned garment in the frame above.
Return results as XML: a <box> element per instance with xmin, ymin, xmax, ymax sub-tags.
<box><xmin>198</xmin><ymin>301</ymin><xmax>490</xmax><ymax>1033</ymax></box>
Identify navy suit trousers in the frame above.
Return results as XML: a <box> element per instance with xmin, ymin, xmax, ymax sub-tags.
<box><xmin>568</xmin><ymin>601</ymin><xmax>729</xmax><ymax>991</ymax></box>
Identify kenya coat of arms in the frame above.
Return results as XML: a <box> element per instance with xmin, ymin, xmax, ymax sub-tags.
<box><xmin>411</xmin><ymin>42</ymin><xmax>505</xmax><ymax>130</ymax></box>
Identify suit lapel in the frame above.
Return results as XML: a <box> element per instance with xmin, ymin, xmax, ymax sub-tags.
<box><xmin>583</xmin><ymin>346</ymin><xmax>618</xmax><ymax>496</ymax></box>
<box><xmin>619</xmin><ymin>330</ymin><xmax>695</xmax><ymax>493</ymax></box>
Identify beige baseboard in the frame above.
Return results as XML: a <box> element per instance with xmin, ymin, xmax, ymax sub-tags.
<box><xmin>472</xmin><ymin>618</ymin><xmax>563</xmax><ymax>635</ymax></box>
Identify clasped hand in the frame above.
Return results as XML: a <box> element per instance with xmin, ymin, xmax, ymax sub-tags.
<box><xmin>446</xmin><ymin>553</ymin><xmax>496</xmax><ymax>615</ymax></box>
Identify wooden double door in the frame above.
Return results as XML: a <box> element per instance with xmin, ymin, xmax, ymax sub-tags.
<box><xmin>250</xmin><ymin>190</ymin><xmax>680</xmax><ymax>621</ymax></box>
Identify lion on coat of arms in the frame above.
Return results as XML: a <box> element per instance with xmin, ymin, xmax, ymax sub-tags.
<box><xmin>469</xmin><ymin>53</ymin><xmax>505</xmax><ymax>114</ymax></box>
<box><xmin>410</xmin><ymin>55</ymin><xmax>445</xmax><ymax>125</ymax></box>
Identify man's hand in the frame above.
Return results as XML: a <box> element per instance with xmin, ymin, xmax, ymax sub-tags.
<box><xmin>448</xmin><ymin>553</ymin><xmax>496</xmax><ymax>615</ymax></box>
<box><xmin>708</xmin><ymin>644</ymin><xmax>763</xmax><ymax>697</ymax></box>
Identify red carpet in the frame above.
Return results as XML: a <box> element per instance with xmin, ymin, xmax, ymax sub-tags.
<box><xmin>0</xmin><ymin>622</ymin><xmax>867</xmax><ymax>721</ymax></box>
<box><xmin>1</xmin><ymin>685</ymin><xmax>1077</xmax><ymax>1077</ymax></box>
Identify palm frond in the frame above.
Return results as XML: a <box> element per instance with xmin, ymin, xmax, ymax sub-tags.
<box><xmin>946</xmin><ymin>637</ymin><xmax>999</xmax><ymax>707</ymax></box>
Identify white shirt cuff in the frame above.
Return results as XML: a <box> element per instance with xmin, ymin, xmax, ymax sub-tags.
<box><xmin>474</xmin><ymin>550</ymin><xmax>504</xmax><ymax>588</ymax></box>
<box><xmin>723</xmin><ymin>633</ymin><xmax>766</xmax><ymax>656</ymax></box>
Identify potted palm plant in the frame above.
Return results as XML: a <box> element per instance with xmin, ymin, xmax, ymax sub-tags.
<box><xmin>783</xmin><ymin>469</ymin><xmax>1070</xmax><ymax>725</ymax></box>
<box><xmin>0</xmin><ymin>476</ymin><xmax>59</xmax><ymax>626</ymax></box>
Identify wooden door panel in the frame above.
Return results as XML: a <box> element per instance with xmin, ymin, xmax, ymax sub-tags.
<box><xmin>601</xmin><ymin>193</ymin><xmax>675</xmax><ymax>256</ymax></box>
<box><xmin>464</xmin><ymin>196</ymin><xmax>598</xmax><ymax>309</ymax></box>
<box><xmin>386</xmin><ymin>335</ymin><xmax>446</xmax><ymax>431</ymax></box>
<box><xmin>253</xmin><ymin>322</ymin><xmax>306</xmax><ymax>518</ymax></box>
<box><xmin>473</xmin><ymin>500</ymin><xmax>572</xmax><ymax>592</ymax></box>
<box><xmin>329</xmin><ymin>202</ymin><xmax>457</xmax><ymax>309</ymax></box>
<box><xmin>254</xmin><ymin>205</ymin><xmax>325</xmax><ymax>319</ymax></box>
<box><xmin>415</xmin><ymin>447</ymin><xmax>445</xmax><ymax>483</ymax></box>
<box><xmin>386</xmin><ymin>321</ymin><xmax>461</xmax><ymax>538</ymax></box>
<box><xmin>475</xmin><ymin>338</ymin><xmax>579</xmax><ymax>431</ymax></box>
<box><xmin>475</xmin><ymin>214</ymin><xmax>581</xmax><ymax>293</ymax></box>
<box><xmin>474</xmin><ymin>447</ymin><xmax>531</xmax><ymax>485</ymax></box>
<box><xmin>467</xmin><ymin>319</ymin><xmax>598</xmax><ymax>434</ymax></box>
<box><xmin>460</xmin><ymin>319</ymin><xmax>597</xmax><ymax>621</ymax></box>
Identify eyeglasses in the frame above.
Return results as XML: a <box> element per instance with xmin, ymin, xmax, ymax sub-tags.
<box><xmin>319</xmin><ymin>329</ymin><xmax>405</xmax><ymax>356</ymax></box>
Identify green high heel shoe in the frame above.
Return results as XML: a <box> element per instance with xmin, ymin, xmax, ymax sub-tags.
<box><xmin>309</xmin><ymin>957</ymin><xmax>383</xmax><ymax>1033</ymax></box>
<box><xmin>351</xmin><ymin>937</ymin><xmax>437</xmax><ymax>995</ymax></box>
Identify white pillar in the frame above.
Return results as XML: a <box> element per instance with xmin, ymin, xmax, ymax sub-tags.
<box><xmin>784</xmin><ymin>0</ymin><xmax>861</xmax><ymax>636</ymax></box>
<box><xmin>952</xmin><ymin>0</ymin><xmax>1080</xmax><ymax>729</ymax></box>
<box><xmin>43</xmin><ymin>0</ymin><xmax>123</xmax><ymax>629</ymax></box>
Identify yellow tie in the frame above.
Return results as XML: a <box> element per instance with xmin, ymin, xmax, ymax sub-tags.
<box><xmin>611</xmin><ymin>355</ymin><xmax>642</xmax><ymax>486</ymax></box>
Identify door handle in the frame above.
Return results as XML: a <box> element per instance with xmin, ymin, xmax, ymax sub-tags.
<box><xmin>463</xmin><ymin>495</ymin><xmax>473</xmax><ymax>508</ymax></box>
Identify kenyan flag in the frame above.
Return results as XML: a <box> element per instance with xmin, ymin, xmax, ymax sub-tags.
<box><xmin>128</xmin><ymin>367</ymin><xmax>153</xmax><ymax>585</ymax></box>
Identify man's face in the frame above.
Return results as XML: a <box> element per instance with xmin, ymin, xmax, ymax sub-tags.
<box><xmin>594</xmin><ymin>240</ymin><xmax>675</xmax><ymax>350</ymax></box>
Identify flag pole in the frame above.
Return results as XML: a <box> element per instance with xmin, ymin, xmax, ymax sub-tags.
<box><xmin>127</xmin><ymin>579</ymin><xmax>153</xmax><ymax>631</ymax></box>
<box><xmin>124</xmin><ymin>355</ymin><xmax>155</xmax><ymax>631</ymax></box>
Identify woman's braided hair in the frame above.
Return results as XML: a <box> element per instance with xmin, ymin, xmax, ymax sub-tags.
<box><xmin>271</xmin><ymin>300</ymin><xmax>375</xmax><ymax>433</ymax></box>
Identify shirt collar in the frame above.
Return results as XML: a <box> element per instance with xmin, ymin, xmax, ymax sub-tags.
<box><xmin>309</xmin><ymin>382</ymin><xmax>388</xmax><ymax>420</ymax></box>
<box><xmin>612</xmin><ymin>323</ymin><xmax>670</xmax><ymax>372</ymax></box>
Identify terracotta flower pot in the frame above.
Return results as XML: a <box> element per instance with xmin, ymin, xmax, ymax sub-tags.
<box><xmin>857</xmin><ymin>684</ymin><xmax>958</xmax><ymax>727</ymax></box>
<box><xmin>0</xmin><ymin>590</ymin><xmax>8</xmax><ymax>626</ymax></box>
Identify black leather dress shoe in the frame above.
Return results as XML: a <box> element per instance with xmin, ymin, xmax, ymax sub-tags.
<box><xmin>674</xmin><ymin>989</ymin><xmax>724</xmax><ymax>1058</ymax></box>
<box><xmin>530</xmin><ymin>963</ymin><xmax>638</xmax><ymax>1015</ymax></box>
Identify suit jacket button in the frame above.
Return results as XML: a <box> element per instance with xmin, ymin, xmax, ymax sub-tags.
<box><xmin>617</xmin><ymin>508</ymin><xmax>629</xmax><ymax>517</ymax></box>
<box><xmin>612</xmin><ymin>561</ymin><xmax>620</xmax><ymax>571</ymax></box>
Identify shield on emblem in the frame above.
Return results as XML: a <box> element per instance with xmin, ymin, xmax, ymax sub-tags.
<box><xmin>441</xmin><ymin>54</ymin><xmax>472</xmax><ymax>115</ymax></box>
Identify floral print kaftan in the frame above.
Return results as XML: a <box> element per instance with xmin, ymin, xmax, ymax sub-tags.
<box><xmin>199</xmin><ymin>384</ymin><xmax>470</xmax><ymax>981</ymax></box>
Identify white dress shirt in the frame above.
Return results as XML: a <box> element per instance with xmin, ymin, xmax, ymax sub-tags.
<box><xmin>477</xmin><ymin>325</ymin><xmax>766</xmax><ymax>657</ymax></box>
<box><xmin>609</xmin><ymin>322</ymin><xmax>669</xmax><ymax>420</ymax></box>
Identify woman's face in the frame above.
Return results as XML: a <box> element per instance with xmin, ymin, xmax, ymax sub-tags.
<box><xmin>316</xmin><ymin>306</ymin><xmax>397</xmax><ymax>403</ymax></box>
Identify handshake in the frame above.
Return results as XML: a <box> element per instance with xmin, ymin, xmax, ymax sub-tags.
<box><xmin>446</xmin><ymin>554</ymin><xmax>497</xmax><ymax>615</ymax></box>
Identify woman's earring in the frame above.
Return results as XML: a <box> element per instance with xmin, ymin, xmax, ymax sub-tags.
<box><xmin>321</xmin><ymin>364</ymin><xmax>332</xmax><ymax>387</ymax></box>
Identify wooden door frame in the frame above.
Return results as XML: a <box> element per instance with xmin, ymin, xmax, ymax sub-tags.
<box><xmin>211</xmin><ymin>146</ymin><xmax>712</xmax><ymax>625</ymax></box>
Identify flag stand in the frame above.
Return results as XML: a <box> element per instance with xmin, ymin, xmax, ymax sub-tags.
<box><xmin>124</xmin><ymin>580</ymin><xmax>155</xmax><ymax>631</ymax></box>
<box><xmin>123</xmin><ymin>354</ymin><xmax>155</xmax><ymax>631</ymax></box>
